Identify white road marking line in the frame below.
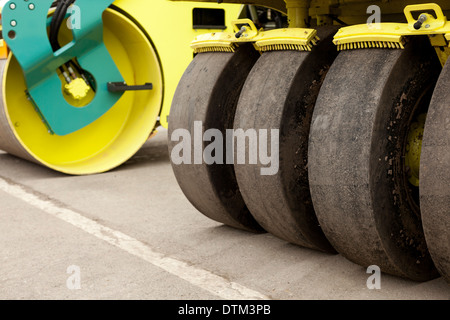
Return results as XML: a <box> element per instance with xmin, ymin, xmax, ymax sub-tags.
<box><xmin>0</xmin><ymin>177</ymin><xmax>270</xmax><ymax>300</ymax></box>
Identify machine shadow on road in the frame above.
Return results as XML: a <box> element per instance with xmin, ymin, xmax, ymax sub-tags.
<box><xmin>0</xmin><ymin>128</ymin><xmax>171</xmax><ymax>179</ymax></box>
<box><xmin>116</xmin><ymin>139</ymin><xmax>171</xmax><ymax>172</ymax></box>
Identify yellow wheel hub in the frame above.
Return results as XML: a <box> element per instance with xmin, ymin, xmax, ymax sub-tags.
<box><xmin>405</xmin><ymin>114</ymin><xmax>426</xmax><ymax>187</ymax></box>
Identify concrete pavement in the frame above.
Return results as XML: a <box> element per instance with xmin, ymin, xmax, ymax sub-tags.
<box><xmin>0</xmin><ymin>128</ymin><xmax>448</xmax><ymax>300</ymax></box>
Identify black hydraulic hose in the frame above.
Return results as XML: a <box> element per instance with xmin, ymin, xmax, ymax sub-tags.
<box><xmin>50</xmin><ymin>0</ymin><xmax>76</xmax><ymax>52</ymax></box>
<box><xmin>50</xmin><ymin>0</ymin><xmax>67</xmax><ymax>51</ymax></box>
<box><xmin>50</xmin><ymin>0</ymin><xmax>70</xmax><ymax>74</ymax></box>
<box><xmin>50</xmin><ymin>0</ymin><xmax>79</xmax><ymax>82</ymax></box>
<box><xmin>49</xmin><ymin>1</ymin><xmax>64</xmax><ymax>38</ymax></box>
<box><xmin>50</xmin><ymin>0</ymin><xmax>94</xmax><ymax>91</ymax></box>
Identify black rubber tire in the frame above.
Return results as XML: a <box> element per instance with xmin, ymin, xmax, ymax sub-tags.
<box><xmin>420</xmin><ymin>59</ymin><xmax>450</xmax><ymax>283</ymax></box>
<box><xmin>233</xmin><ymin>27</ymin><xmax>338</xmax><ymax>253</ymax></box>
<box><xmin>308</xmin><ymin>37</ymin><xmax>442</xmax><ymax>281</ymax></box>
<box><xmin>168</xmin><ymin>44</ymin><xmax>263</xmax><ymax>232</ymax></box>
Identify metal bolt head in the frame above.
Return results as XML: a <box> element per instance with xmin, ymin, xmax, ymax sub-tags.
<box><xmin>29</xmin><ymin>4</ymin><xmax>35</xmax><ymax>10</ymax></box>
<box><xmin>10</xmin><ymin>20</ymin><xmax>17</xmax><ymax>27</ymax></box>
<box><xmin>9</xmin><ymin>3</ymin><xmax>16</xmax><ymax>10</ymax></box>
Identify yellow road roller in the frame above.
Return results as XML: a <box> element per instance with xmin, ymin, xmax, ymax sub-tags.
<box><xmin>0</xmin><ymin>0</ymin><xmax>241</xmax><ymax>174</ymax></box>
<box><xmin>168</xmin><ymin>0</ymin><xmax>450</xmax><ymax>283</ymax></box>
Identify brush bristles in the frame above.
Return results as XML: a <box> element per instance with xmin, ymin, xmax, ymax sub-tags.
<box><xmin>194</xmin><ymin>44</ymin><xmax>236</xmax><ymax>54</ymax></box>
<box><xmin>256</xmin><ymin>36</ymin><xmax>320</xmax><ymax>52</ymax></box>
<box><xmin>258</xmin><ymin>43</ymin><xmax>313</xmax><ymax>52</ymax></box>
<box><xmin>310</xmin><ymin>36</ymin><xmax>320</xmax><ymax>46</ymax></box>
<box><xmin>193</xmin><ymin>35</ymin><xmax>322</xmax><ymax>53</ymax></box>
<box><xmin>337</xmin><ymin>39</ymin><xmax>405</xmax><ymax>51</ymax></box>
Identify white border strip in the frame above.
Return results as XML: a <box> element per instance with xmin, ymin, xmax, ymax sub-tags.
<box><xmin>0</xmin><ymin>177</ymin><xmax>270</xmax><ymax>300</ymax></box>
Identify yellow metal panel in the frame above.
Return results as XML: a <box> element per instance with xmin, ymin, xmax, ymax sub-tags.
<box><xmin>169</xmin><ymin>0</ymin><xmax>287</xmax><ymax>13</ymax></box>
<box><xmin>113</xmin><ymin>0</ymin><xmax>242</xmax><ymax>128</ymax></box>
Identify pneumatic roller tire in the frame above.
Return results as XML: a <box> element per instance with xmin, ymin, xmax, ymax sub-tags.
<box><xmin>233</xmin><ymin>27</ymin><xmax>338</xmax><ymax>253</ymax></box>
<box><xmin>308</xmin><ymin>36</ymin><xmax>442</xmax><ymax>281</ymax></box>
<box><xmin>420</xmin><ymin>59</ymin><xmax>450</xmax><ymax>283</ymax></box>
<box><xmin>168</xmin><ymin>44</ymin><xmax>263</xmax><ymax>232</ymax></box>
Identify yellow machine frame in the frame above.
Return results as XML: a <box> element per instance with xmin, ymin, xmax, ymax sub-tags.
<box><xmin>113</xmin><ymin>0</ymin><xmax>243</xmax><ymax>128</ymax></box>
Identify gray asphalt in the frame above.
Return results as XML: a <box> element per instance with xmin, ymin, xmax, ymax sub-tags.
<box><xmin>0</xmin><ymin>128</ymin><xmax>448</xmax><ymax>300</ymax></box>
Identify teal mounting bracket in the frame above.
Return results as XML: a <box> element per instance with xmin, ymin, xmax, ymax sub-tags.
<box><xmin>2</xmin><ymin>0</ymin><xmax>124</xmax><ymax>136</ymax></box>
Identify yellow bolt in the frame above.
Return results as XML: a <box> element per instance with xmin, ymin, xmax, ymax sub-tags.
<box><xmin>64</xmin><ymin>78</ymin><xmax>91</xmax><ymax>101</ymax></box>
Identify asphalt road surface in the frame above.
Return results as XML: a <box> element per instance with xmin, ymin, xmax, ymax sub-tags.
<box><xmin>0</xmin><ymin>128</ymin><xmax>448</xmax><ymax>300</ymax></box>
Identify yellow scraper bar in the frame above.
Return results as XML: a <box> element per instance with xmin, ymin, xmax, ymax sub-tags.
<box><xmin>334</xmin><ymin>3</ymin><xmax>450</xmax><ymax>51</ymax></box>
<box><xmin>191</xmin><ymin>32</ymin><xmax>237</xmax><ymax>53</ymax></box>
<box><xmin>191</xmin><ymin>19</ymin><xmax>319</xmax><ymax>53</ymax></box>
<box><xmin>254</xmin><ymin>28</ymin><xmax>319</xmax><ymax>52</ymax></box>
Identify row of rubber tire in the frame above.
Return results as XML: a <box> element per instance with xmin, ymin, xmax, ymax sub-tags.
<box><xmin>168</xmin><ymin>27</ymin><xmax>449</xmax><ymax>283</ymax></box>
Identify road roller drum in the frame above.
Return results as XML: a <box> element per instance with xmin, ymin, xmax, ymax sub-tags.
<box><xmin>0</xmin><ymin>0</ymin><xmax>241</xmax><ymax>174</ymax></box>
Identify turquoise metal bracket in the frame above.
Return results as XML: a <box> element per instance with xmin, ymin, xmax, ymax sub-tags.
<box><xmin>2</xmin><ymin>0</ymin><xmax>124</xmax><ymax>136</ymax></box>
